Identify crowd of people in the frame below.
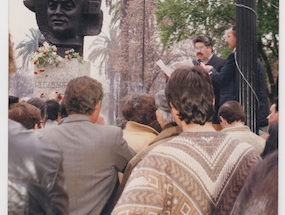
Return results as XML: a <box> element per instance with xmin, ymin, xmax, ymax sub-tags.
<box><xmin>8</xmin><ymin>24</ymin><xmax>278</xmax><ymax>214</ymax></box>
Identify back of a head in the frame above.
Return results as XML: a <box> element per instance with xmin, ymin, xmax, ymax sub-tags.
<box><xmin>122</xmin><ymin>93</ymin><xmax>157</xmax><ymax>127</ymax></box>
<box><xmin>232</xmin><ymin>151</ymin><xmax>278</xmax><ymax>215</ymax></box>
<box><xmin>165</xmin><ymin>66</ymin><xmax>215</xmax><ymax>125</ymax></box>
<box><xmin>155</xmin><ymin>90</ymin><xmax>170</xmax><ymax>114</ymax></box>
<box><xmin>27</xmin><ymin>97</ymin><xmax>47</xmax><ymax>120</ymax></box>
<box><xmin>261</xmin><ymin>122</ymin><xmax>278</xmax><ymax>159</ymax></box>
<box><xmin>60</xmin><ymin>100</ymin><xmax>68</xmax><ymax>118</ymax></box>
<box><xmin>45</xmin><ymin>99</ymin><xmax>61</xmax><ymax>121</ymax></box>
<box><xmin>9</xmin><ymin>102</ymin><xmax>41</xmax><ymax>129</ymax></box>
<box><xmin>155</xmin><ymin>89</ymin><xmax>173</xmax><ymax>124</ymax></box>
<box><xmin>64</xmin><ymin>76</ymin><xmax>103</xmax><ymax>115</ymax></box>
<box><xmin>218</xmin><ymin>100</ymin><xmax>246</xmax><ymax>124</ymax></box>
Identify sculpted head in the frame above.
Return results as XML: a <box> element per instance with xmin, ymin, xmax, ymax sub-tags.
<box><xmin>47</xmin><ymin>0</ymin><xmax>83</xmax><ymax>39</ymax></box>
<box><xmin>24</xmin><ymin>0</ymin><xmax>103</xmax><ymax>55</ymax></box>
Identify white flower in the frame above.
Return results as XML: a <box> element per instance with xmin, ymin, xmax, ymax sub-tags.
<box><xmin>32</xmin><ymin>43</ymin><xmax>83</xmax><ymax>73</ymax></box>
<box><xmin>52</xmin><ymin>45</ymin><xmax>57</xmax><ymax>51</ymax></box>
<box><xmin>43</xmin><ymin>41</ymin><xmax>50</xmax><ymax>48</ymax></box>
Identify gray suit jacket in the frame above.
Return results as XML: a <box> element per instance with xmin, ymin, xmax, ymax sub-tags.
<box><xmin>39</xmin><ymin>114</ymin><xmax>135</xmax><ymax>215</ymax></box>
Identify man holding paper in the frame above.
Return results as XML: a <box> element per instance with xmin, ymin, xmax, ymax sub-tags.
<box><xmin>193</xmin><ymin>35</ymin><xmax>225</xmax><ymax>129</ymax></box>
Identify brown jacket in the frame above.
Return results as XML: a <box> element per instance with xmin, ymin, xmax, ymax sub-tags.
<box><xmin>114</xmin><ymin>125</ymin><xmax>182</xmax><ymax>205</ymax></box>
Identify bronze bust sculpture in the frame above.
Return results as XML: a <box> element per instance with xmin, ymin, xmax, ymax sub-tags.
<box><xmin>24</xmin><ymin>0</ymin><xmax>103</xmax><ymax>56</ymax></box>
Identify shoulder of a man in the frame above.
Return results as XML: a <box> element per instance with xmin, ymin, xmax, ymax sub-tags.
<box><xmin>9</xmin><ymin>120</ymin><xmax>62</xmax><ymax>165</ymax></box>
<box><xmin>225</xmin><ymin>135</ymin><xmax>262</xmax><ymax>163</ymax></box>
<box><xmin>149</xmin><ymin>126</ymin><xmax>182</xmax><ymax>145</ymax></box>
<box><xmin>209</xmin><ymin>54</ymin><xmax>226</xmax><ymax>68</ymax></box>
<box><xmin>8</xmin><ymin>120</ymin><xmax>66</xmax><ymax>212</ymax></box>
<box><xmin>114</xmin><ymin>133</ymin><xmax>175</xmax><ymax>204</ymax></box>
<box><xmin>32</xmin><ymin>130</ymin><xmax>63</xmax><ymax>182</ymax></box>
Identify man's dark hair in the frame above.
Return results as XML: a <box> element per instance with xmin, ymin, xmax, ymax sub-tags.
<box><xmin>64</xmin><ymin>76</ymin><xmax>103</xmax><ymax>115</ymax></box>
<box><xmin>193</xmin><ymin>35</ymin><xmax>213</xmax><ymax>47</ymax></box>
<box><xmin>27</xmin><ymin>97</ymin><xmax>47</xmax><ymax>121</ymax></box>
<box><xmin>261</xmin><ymin>122</ymin><xmax>278</xmax><ymax>159</ymax></box>
<box><xmin>122</xmin><ymin>93</ymin><xmax>160</xmax><ymax>131</ymax></box>
<box><xmin>9</xmin><ymin>102</ymin><xmax>42</xmax><ymax>129</ymax></box>
<box><xmin>60</xmin><ymin>100</ymin><xmax>68</xmax><ymax>118</ymax></box>
<box><xmin>165</xmin><ymin>66</ymin><xmax>215</xmax><ymax>125</ymax></box>
<box><xmin>231</xmin><ymin>25</ymin><xmax>236</xmax><ymax>36</ymax></box>
<box><xmin>45</xmin><ymin>99</ymin><xmax>61</xmax><ymax>121</ymax></box>
<box><xmin>218</xmin><ymin>100</ymin><xmax>246</xmax><ymax>123</ymax></box>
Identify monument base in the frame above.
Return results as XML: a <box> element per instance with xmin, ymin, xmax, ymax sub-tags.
<box><xmin>33</xmin><ymin>59</ymin><xmax>90</xmax><ymax>99</ymax></box>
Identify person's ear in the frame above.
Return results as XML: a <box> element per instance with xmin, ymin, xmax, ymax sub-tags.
<box><xmin>169</xmin><ymin>102</ymin><xmax>181</xmax><ymax>126</ymax></box>
<box><xmin>156</xmin><ymin>109</ymin><xmax>162</xmax><ymax>125</ymax></box>
<box><xmin>219</xmin><ymin>116</ymin><xmax>228</xmax><ymax>128</ymax></box>
<box><xmin>90</xmin><ymin>101</ymin><xmax>102</xmax><ymax>123</ymax></box>
<box><xmin>95</xmin><ymin>101</ymin><xmax>101</xmax><ymax>111</ymax></box>
<box><xmin>155</xmin><ymin>109</ymin><xmax>160</xmax><ymax>120</ymax></box>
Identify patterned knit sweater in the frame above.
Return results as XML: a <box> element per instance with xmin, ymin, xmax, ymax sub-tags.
<box><xmin>112</xmin><ymin>131</ymin><xmax>261</xmax><ymax>215</ymax></box>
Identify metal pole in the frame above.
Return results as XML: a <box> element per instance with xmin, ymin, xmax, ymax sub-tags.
<box><xmin>236</xmin><ymin>0</ymin><xmax>258</xmax><ymax>133</ymax></box>
<box><xmin>141</xmin><ymin>0</ymin><xmax>146</xmax><ymax>92</ymax></box>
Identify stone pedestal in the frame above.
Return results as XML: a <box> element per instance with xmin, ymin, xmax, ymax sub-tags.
<box><xmin>33</xmin><ymin>59</ymin><xmax>90</xmax><ymax>98</ymax></box>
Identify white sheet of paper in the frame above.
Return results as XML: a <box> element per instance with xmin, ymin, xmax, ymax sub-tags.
<box><xmin>156</xmin><ymin>59</ymin><xmax>174</xmax><ymax>77</ymax></box>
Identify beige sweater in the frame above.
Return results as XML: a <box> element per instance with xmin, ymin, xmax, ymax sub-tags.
<box><xmin>112</xmin><ymin>131</ymin><xmax>261</xmax><ymax>215</ymax></box>
<box><xmin>222</xmin><ymin>125</ymin><xmax>265</xmax><ymax>154</ymax></box>
<box><xmin>123</xmin><ymin>121</ymin><xmax>159</xmax><ymax>153</ymax></box>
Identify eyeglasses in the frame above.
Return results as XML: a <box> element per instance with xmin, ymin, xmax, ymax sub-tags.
<box><xmin>194</xmin><ymin>46</ymin><xmax>208</xmax><ymax>51</ymax></box>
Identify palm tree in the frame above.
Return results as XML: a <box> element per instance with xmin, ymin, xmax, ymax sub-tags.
<box><xmin>104</xmin><ymin>0</ymin><xmax>128</xmax><ymax>21</ymax></box>
<box><xmin>88</xmin><ymin>28</ymin><xmax>119</xmax><ymax>76</ymax></box>
<box><xmin>15</xmin><ymin>28</ymin><xmax>44</xmax><ymax>69</ymax></box>
<box><xmin>108</xmin><ymin>1</ymin><xmax>122</xmax><ymax>26</ymax></box>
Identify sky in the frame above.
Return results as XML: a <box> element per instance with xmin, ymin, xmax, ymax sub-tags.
<box><xmin>2</xmin><ymin>0</ymin><xmax>285</xmax><ymax>214</ymax></box>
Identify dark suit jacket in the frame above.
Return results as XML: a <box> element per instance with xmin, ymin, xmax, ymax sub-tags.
<box><xmin>210</xmin><ymin>52</ymin><xmax>237</xmax><ymax>107</ymax></box>
<box><xmin>210</xmin><ymin>52</ymin><xmax>269</xmax><ymax>128</ymax></box>
<box><xmin>39</xmin><ymin>115</ymin><xmax>136</xmax><ymax>215</ymax></box>
<box><xmin>207</xmin><ymin>54</ymin><xmax>226</xmax><ymax>123</ymax></box>
<box><xmin>256</xmin><ymin>59</ymin><xmax>269</xmax><ymax>127</ymax></box>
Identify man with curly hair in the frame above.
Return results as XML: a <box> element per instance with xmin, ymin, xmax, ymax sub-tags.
<box><xmin>121</xmin><ymin>93</ymin><xmax>161</xmax><ymax>153</ymax></box>
<box><xmin>112</xmin><ymin>66</ymin><xmax>261</xmax><ymax>215</ymax></box>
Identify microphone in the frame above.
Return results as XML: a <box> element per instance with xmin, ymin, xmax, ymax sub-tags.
<box><xmin>196</xmin><ymin>59</ymin><xmax>205</xmax><ymax>67</ymax></box>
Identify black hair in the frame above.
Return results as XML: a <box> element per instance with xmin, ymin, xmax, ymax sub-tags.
<box><xmin>193</xmin><ymin>35</ymin><xmax>213</xmax><ymax>47</ymax></box>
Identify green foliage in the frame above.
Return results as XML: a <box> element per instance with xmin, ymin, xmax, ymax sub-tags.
<box><xmin>256</xmin><ymin>0</ymin><xmax>279</xmax><ymax>62</ymax></box>
<box><xmin>155</xmin><ymin>0</ymin><xmax>235</xmax><ymax>49</ymax></box>
<box><xmin>155</xmin><ymin>0</ymin><xmax>279</xmax><ymax>101</ymax></box>
<box><xmin>155</xmin><ymin>0</ymin><xmax>278</xmax><ymax>58</ymax></box>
